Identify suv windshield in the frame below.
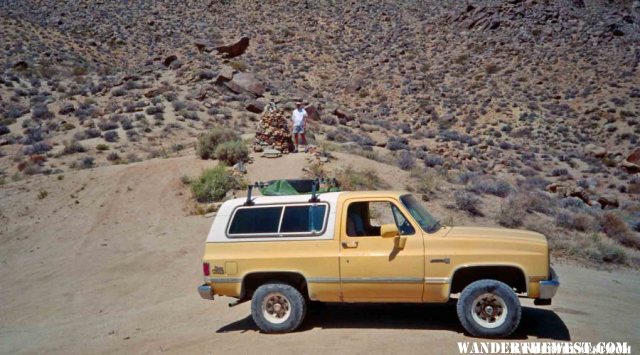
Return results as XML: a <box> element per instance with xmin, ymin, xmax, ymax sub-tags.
<box><xmin>400</xmin><ymin>194</ymin><xmax>440</xmax><ymax>233</ymax></box>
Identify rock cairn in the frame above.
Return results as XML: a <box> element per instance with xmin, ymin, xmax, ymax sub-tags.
<box><xmin>253</xmin><ymin>102</ymin><xmax>294</xmax><ymax>154</ymax></box>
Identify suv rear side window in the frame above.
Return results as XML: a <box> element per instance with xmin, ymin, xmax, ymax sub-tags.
<box><xmin>227</xmin><ymin>204</ymin><xmax>328</xmax><ymax>237</ymax></box>
<box><xmin>228</xmin><ymin>206</ymin><xmax>282</xmax><ymax>235</ymax></box>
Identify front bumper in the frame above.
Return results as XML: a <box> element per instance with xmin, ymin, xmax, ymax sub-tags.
<box><xmin>538</xmin><ymin>267</ymin><xmax>560</xmax><ymax>299</ymax></box>
<box><xmin>198</xmin><ymin>284</ymin><xmax>214</xmax><ymax>300</ymax></box>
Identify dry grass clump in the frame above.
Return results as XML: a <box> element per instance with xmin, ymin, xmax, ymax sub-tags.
<box><xmin>335</xmin><ymin>166</ymin><xmax>387</xmax><ymax>191</ymax></box>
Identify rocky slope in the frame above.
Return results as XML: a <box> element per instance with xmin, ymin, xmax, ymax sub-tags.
<box><xmin>0</xmin><ymin>0</ymin><xmax>639</xmax><ymax>265</ymax></box>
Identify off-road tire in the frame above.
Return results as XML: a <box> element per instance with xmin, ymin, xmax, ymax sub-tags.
<box><xmin>251</xmin><ymin>282</ymin><xmax>307</xmax><ymax>334</ymax></box>
<box><xmin>456</xmin><ymin>279</ymin><xmax>521</xmax><ymax>338</ymax></box>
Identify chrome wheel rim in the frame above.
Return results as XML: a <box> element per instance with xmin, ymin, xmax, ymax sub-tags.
<box><xmin>261</xmin><ymin>292</ymin><xmax>291</xmax><ymax>324</ymax></box>
<box><xmin>471</xmin><ymin>293</ymin><xmax>508</xmax><ymax>328</ymax></box>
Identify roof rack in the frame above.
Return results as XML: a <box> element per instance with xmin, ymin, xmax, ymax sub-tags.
<box><xmin>243</xmin><ymin>178</ymin><xmax>340</xmax><ymax>206</ymax></box>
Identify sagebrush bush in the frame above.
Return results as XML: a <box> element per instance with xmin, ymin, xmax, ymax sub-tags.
<box><xmin>103</xmin><ymin>130</ymin><xmax>119</xmax><ymax>142</ymax></box>
<box><xmin>495</xmin><ymin>198</ymin><xmax>527</xmax><ymax>228</ymax></box>
<box><xmin>424</xmin><ymin>154</ymin><xmax>444</xmax><ymax>167</ymax></box>
<box><xmin>554</xmin><ymin>211</ymin><xmax>597</xmax><ymax>232</ymax></box>
<box><xmin>387</xmin><ymin>136</ymin><xmax>409</xmax><ymax>151</ymax></box>
<box><xmin>215</xmin><ymin>140</ymin><xmax>249</xmax><ymax>165</ymax></box>
<box><xmin>196</xmin><ymin>128</ymin><xmax>239</xmax><ymax>159</ymax></box>
<box><xmin>397</xmin><ymin>150</ymin><xmax>415</xmax><ymax>171</ymax></box>
<box><xmin>454</xmin><ymin>190</ymin><xmax>482</xmax><ymax>216</ymax></box>
<box><xmin>61</xmin><ymin>140</ymin><xmax>86</xmax><ymax>155</ymax></box>
<box><xmin>191</xmin><ymin>165</ymin><xmax>242</xmax><ymax>203</ymax></box>
<box><xmin>31</xmin><ymin>104</ymin><xmax>54</xmax><ymax>120</ymax></box>
<box><xmin>601</xmin><ymin>212</ymin><xmax>640</xmax><ymax>249</ymax></box>
<box><xmin>468</xmin><ymin>176</ymin><xmax>514</xmax><ymax>197</ymax></box>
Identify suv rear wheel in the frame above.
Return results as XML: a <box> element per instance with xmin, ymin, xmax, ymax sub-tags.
<box><xmin>251</xmin><ymin>282</ymin><xmax>307</xmax><ymax>333</ymax></box>
<box><xmin>456</xmin><ymin>279</ymin><xmax>521</xmax><ymax>338</ymax></box>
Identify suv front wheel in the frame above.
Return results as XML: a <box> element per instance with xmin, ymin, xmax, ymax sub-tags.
<box><xmin>456</xmin><ymin>279</ymin><xmax>521</xmax><ymax>338</ymax></box>
<box><xmin>251</xmin><ymin>282</ymin><xmax>307</xmax><ymax>333</ymax></box>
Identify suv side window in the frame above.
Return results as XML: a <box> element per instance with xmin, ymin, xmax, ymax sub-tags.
<box><xmin>227</xmin><ymin>204</ymin><xmax>328</xmax><ymax>237</ymax></box>
<box><xmin>228</xmin><ymin>206</ymin><xmax>283</xmax><ymax>235</ymax></box>
<box><xmin>346</xmin><ymin>201</ymin><xmax>415</xmax><ymax>237</ymax></box>
<box><xmin>280</xmin><ymin>205</ymin><xmax>327</xmax><ymax>233</ymax></box>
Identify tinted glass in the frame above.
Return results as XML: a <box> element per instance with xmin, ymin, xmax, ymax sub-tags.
<box><xmin>280</xmin><ymin>205</ymin><xmax>327</xmax><ymax>233</ymax></box>
<box><xmin>400</xmin><ymin>194</ymin><xmax>440</xmax><ymax>233</ymax></box>
<box><xmin>229</xmin><ymin>207</ymin><xmax>282</xmax><ymax>235</ymax></box>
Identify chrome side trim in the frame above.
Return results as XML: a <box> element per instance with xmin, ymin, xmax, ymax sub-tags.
<box><xmin>424</xmin><ymin>277</ymin><xmax>450</xmax><ymax>284</ymax></box>
<box><xmin>308</xmin><ymin>277</ymin><xmax>423</xmax><ymax>284</ymax></box>
<box><xmin>208</xmin><ymin>277</ymin><xmax>242</xmax><ymax>283</ymax></box>
<box><xmin>307</xmin><ymin>277</ymin><xmax>340</xmax><ymax>283</ymax></box>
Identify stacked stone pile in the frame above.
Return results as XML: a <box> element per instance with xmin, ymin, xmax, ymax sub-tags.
<box><xmin>253</xmin><ymin>103</ymin><xmax>294</xmax><ymax>154</ymax></box>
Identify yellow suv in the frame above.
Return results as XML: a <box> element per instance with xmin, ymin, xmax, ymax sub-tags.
<box><xmin>198</xmin><ymin>189</ymin><xmax>559</xmax><ymax>338</ymax></box>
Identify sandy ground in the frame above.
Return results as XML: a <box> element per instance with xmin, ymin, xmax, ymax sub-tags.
<box><xmin>1</xmin><ymin>153</ymin><xmax>639</xmax><ymax>354</ymax></box>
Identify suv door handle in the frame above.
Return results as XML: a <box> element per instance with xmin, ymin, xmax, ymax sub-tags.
<box><xmin>342</xmin><ymin>241</ymin><xmax>359</xmax><ymax>248</ymax></box>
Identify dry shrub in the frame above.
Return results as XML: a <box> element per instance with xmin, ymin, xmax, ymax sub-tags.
<box><xmin>336</xmin><ymin>166</ymin><xmax>386</xmax><ymax>191</ymax></box>
<box><xmin>554</xmin><ymin>211</ymin><xmax>598</xmax><ymax>232</ymax></box>
<box><xmin>495</xmin><ymin>198</ymin><xmax>527</xmax><ymax>228</ymax></box>
<box><xmin>454</xmin><ymin>190</ymin><xmax>482</xmax><ymax>216</ymax></box>
<box><xmin>602</xmin><ymin>212</ymin><xmax>640</xmax><ymax>249</ymax></box>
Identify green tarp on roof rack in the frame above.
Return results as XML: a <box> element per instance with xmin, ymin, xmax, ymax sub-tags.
<box><xmin>258</xmin><ymin>179</ymin><xmax>340</xmax><ymax>196</ymax></box>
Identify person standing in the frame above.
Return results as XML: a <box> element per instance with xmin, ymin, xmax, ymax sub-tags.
<box><xmin>291</xmin><ymin>102</ymin><xmax>308</xmax><ymax>153</ymax></box>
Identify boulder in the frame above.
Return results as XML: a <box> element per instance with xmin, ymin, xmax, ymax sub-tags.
<box><xmin>246</xmin><ymin>100</ymin><xmax>266</xmax><ymax>113</ymax></box>
<box><xmin>620</xmin><ymin>148</ymin><xmax>640</xmax><ymax>174</ymax></box>
<box><xmin>163</xmin><ymin>55</ymin><xmax>178</xmax><ymax>67</ymax></box>
<box><xmin>216</xmin><ymin>65</ymin><xmax>235</xmax><ymax>83</ymax></box>
<box><xmin>584</xmin><ymin>143</ymin><xmax>607</xmax><ymax>158</ymax></box>
<box><xmin>334</xmin><ymin>108</ymin><xmax>355</xmax><ymax>125</ymax></box>
<box><xmin>597</xmin><ymin>194</ymin><xmax>619</xmax><ymax>209</ymax></box>
<box><xmin>304</xmin><ymin>105</ymin><xmax>321</xmax><ymax>121</ymax></box>
<box><xmin>546</xmin><ymin>183</ymin><xmax>589</xmax><ymax>202</ymax></box>
<box><xmin>216</xmin><ymin>37</ymin><xmax>250</xmax><ymax>58</ymax></box>
<box><xmin>226</xmin><ymin>72</ymin><xmax>265</xmax><ymax>97</ymax></box>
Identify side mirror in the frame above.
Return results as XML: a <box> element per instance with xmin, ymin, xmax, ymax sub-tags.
<box><xmin>380</xmin><ymin>224</ymin><xmax>399</xmax><ymax>238</ymax></box>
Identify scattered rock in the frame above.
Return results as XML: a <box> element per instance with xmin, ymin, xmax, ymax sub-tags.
<box><xmin>584</xmin><ymin>144</ymin><xmax>607</xmax><ymax>158</ymax></box>
<box><xmin>233</xmin><ymin>161</ymin><xmax>247</xmax><ymax>174</ymax></box>
<box><xmin>216</xmin><ymin>65</ymin><xmax>235</xmax><ymax>83</ymax></box>
<box><xmin>226</xmin><ymin>72</ymin><xmax>265</xmax><ymax>97</ymax></box>
<box><xmin>216</xmin><ymin>36</ymin><xmax>250</xmax><ymax>58</ymax></box>
<box><xmin>262</xmin><ymin>148</ymin><xmax>282</xmax><ymax>158</ymax></box>
<box><xmin>13</xmin><ymin>61</ymin><xmax>29</xmax><ymax>71</ymax></box>
<box><xmin>334</xmin><ymin>108</ymin><xmax>355</xmax><ymax>125</ymax></box>
<box><xmin>246</xmin><ymin>100</ymin><xmax>266</xmax><ymax>113</ymax></box>
<box><xmin>597</xmin><ymin>194</ymin><xmax>619</xmax><ymax>209</ymax></box>
<box><xmin>163</xmin><ymin>55</ymin><xmax>178</xmax><ymax>67</ymax></box>
<box><xmin>546</xmin><ymin>183</ymin><xmax>589</xmax><ymax>203</ymax></box>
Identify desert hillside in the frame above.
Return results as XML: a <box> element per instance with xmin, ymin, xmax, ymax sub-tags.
<box><xmin>0</xmin><ymin>1</ymin><xmax>639</xmax><ymax>263</ymax></box>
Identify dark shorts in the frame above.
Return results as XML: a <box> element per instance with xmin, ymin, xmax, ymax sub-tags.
<box><xmin>293</xmin><ymin>126</ymin><xmax>305</xmax><ymax>134</ymax></box>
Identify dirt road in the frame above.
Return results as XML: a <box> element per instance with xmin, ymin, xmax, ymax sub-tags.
<box><xmin>1</xmin><ymin>155</ymin><xmax>638</xmax><ymax>354</ymax></box>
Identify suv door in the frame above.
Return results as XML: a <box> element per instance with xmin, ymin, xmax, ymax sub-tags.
<box><xmin>339</xmin><ymin>198</ymin><xmax>424</xmax><ymax>301</ymax></box>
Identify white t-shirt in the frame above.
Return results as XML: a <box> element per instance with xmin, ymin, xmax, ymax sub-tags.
<box><xmin>292</xmin><ymin>108</ymin><xmax>308</xmax><ymax>127</ymax></box>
